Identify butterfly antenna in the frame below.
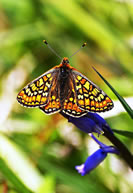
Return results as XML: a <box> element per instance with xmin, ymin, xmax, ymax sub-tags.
<box><xmin>43</xmin><ymin>40</ymin><xmax>62</xmax><ymax>59</ymax></box>
<box><xmin>69</xmin><ymin>42</ymin><xmax>87</xmax><ymax>58</ymax></box>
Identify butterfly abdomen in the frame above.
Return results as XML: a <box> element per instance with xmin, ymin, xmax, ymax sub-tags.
<box><xmin>59</xmin><ymin>66</ymin><xmax>71</xmax><ymax>106</ymax></box>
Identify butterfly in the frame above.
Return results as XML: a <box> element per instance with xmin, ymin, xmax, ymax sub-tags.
<box><xmin>17</xmin><ymin>56</ymin><xmax>114</xmax><ymax>117</ymax></box>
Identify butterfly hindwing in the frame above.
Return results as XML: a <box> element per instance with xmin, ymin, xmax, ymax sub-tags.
<box><xmin>40</xmin><ymin>77</ymin><xmax>87</xmax><ymax>117</ymax></box>
<box><xmin>17</xmin><ymin>68</ymin><xmax>59</xmax><ymax>107</ymax></box>
<box><xmin>62</xmin><ymin>79</ymin><xmax>87</xmax><ymax>117</ymax></box>
<box><xmin>39</xmin><ymin>86</ymin><xmax>61</xmax><ymax>114</ymax></box>
<box><xmin>72</xmin><ymin>70</ymin><xmax>114</xmax><ymax>112</ymax></box>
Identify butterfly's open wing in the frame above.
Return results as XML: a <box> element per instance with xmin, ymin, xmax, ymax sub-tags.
<box><xmin>17</xmin><ymin>68</ymin><xmax>59</xmax><ymax>107</ymax></box>
<box><xmin>61</xmin><ymin>78</ymin><xmax>87</xmax><ymax>117</ymax></box>
<box><xmin>40</xmin><ymin>77</ymin><xmax>87</xmax><ymax>117</ymax></box>
<box><xmin>72</xmin><ymin>70</ymin><xmax>114</xmax><ymax>112</ymax></box>
<box><xmin>39</xmin><ymin>85</ymin><xmax>61</xmax><ymax>114</ymax></box>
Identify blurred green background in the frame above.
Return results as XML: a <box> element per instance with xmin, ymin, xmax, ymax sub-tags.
<box><xmin>0</xmin><ymin>0</ymin><xmax>133</xmax><ymax>192</ymax></box>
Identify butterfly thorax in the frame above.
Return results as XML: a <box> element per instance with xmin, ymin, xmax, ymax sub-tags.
<box><xmin>58</xmin><ymin>57</ymin><xmax>73</xmax><ymax>77</ymax></box>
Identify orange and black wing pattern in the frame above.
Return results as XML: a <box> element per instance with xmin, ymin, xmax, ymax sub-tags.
<box><xmin>39</xmin><ymin>83</ymin><xmax>61</xmax><ymax>115</ymax></box>
<box><xmin>61</xmin><ymin>78</ymin><xmax>87</xmax><ymax>117</ymax></box>
<box><xmin>40</xmin><ymin>77</ymin><xmax>87</xmax><ymax>117</ymax></box>
<box><xmin>17</xmin><ymin>57</ymin><xmax>114</xmax><ymax>117</ymax></box>
<box><xmin>72</xmin><ymin>70</ymin><xmax>114</xmax><ymax>113</ymax></box>
<box><xmin>17</xmin><ymin>68</ymin><xmax>59</xmax><ymax>107</ymax></box>
<box><xmin>62</xmin><ymin>92</ymin><xmax>87</xmax><ymax>117</ymax></box>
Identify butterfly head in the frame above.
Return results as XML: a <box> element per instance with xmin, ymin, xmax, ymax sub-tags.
<box><xmin>62</xmin><ymin>57</ymin><xmax>69</xmax><ymax>66</ymax></box>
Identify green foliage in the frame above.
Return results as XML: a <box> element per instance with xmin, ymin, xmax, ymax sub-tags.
<box><xmin>0</xmin><ymin>158</ymin><xmax>32</xmax><ymax>193</ymax></box>
<box><xmin>92</xmin><ymin>66</ymin><xmax>133</xmax><ymax>119</ymax></box>
<box><xmin>112</xmin><ymin>129</ymin><xmax>133</xmax><ymax>138</ymax></box>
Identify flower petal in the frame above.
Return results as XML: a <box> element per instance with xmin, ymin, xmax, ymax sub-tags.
<box><xmin>68</xmin><ymin>116</ymin><xmax>96</xmax><ymax>133</ymax></box>
<box><xmin>60</xmin><ymin>112</ymin><xmax>113</xmax><ymax>134</ymax></box>
<box><xmin>75</xmin><ymin>164</ymin><xmax>85</xmax><ymax>176</ymax></box>
<box><xmin>75</xmin><ymin>149</ymin><xmax>107</xmax><ymax>175</ymax></box>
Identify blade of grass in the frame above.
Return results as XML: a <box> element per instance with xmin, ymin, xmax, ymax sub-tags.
<box><xmin>0</xmin><ymin>134</ymin><xmax>43</xmax><ymax>192</ymax></box>
<box><xmin>103</xmin><ymin>125</ymin><xmax>133</xmax><ymax>169</ymax></box>
<box><xmin>112</xmin><ymin>129</ymin><xmax>133</xmax><ymax>138</ymax></box>
<box><xmin>37</xmin><ymin>156</ymin><xmax>112</xmax><ymax>193</ymax></box>
<box><xmin>92</xmin><ymin>66</ymin><xmax>133</xmax><ymax>119</ymax></box>
<box><xmin>0</xmin><ymin>158</ymin><xmax>33</xmax><ymax>193</ymax></box>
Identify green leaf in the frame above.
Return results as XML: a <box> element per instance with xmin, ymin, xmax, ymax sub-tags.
<box><xmin>0</xmin><ymin>134</ymin><xmax>43</xmax><ymax>193</ymax></box>
<box><xmin>38</xmin><ymin>156</ymin><xmax>112</xmax><ymax>193</ymax></box>
<box><xmin>38</xmin><ymin>175</ymin><xmax>55</xmax><ymax>193</ymax></box>
<box><xmin>92</xmin><ymin>66</ymin><xmax>133</xmax><ymax>119</ymax></box>
<box><xmin>0</xmin><ymin>158</ymin><xmax>33</xmax><ymax>193</ymax></box>
<box><xmin>112</xmin><ymin>129</ymin><xmax>133</xmax><ymax>138</ymax></box>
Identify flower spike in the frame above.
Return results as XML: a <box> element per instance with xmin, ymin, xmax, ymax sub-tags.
<box><xmin>75</xmin><ymin>135</ymin><xmax>119</xmax><ymax>176</ymax></box>
<box><xmin>75</xmin><ymin>149</ymin><xmax>107</xmax><ymax>176</ymax></box>
<box><xmin>60</xmin><ymin>112</ymin><xmax>113</xmax><ymax>135</ymax></box>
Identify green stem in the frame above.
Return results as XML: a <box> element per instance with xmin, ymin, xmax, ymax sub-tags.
<box><xmin>103</xmin><ymin>125</ymin><xmax>133</xmax><ymax>170</ymax></box>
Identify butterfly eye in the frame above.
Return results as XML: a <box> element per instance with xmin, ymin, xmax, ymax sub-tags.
<box><xmin>64</xmin><ymin>59</ymin><xmax>69</xmax><ymax>63</ymax></box>
<box><xmin>62</xmin><ymin>57</ymin><xmax>69</xmax><ymax>64</ymax></box>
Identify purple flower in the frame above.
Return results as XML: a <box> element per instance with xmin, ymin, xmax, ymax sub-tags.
<box><xmin>60</xmin><ymin>112</ymin><xmax>113</xmax><ymax>134</ymax></box>
<box><xmin>75</xmin><ymin>134</ymin><xmax>119</xmax><ymax>176</ymax></box>
<box><xmin>75</xmin><ymin>149</ymin><xmax>107</xmax><ymax>176</ymax></box>
<box><xmin>60</xmin><ymin>112</ymin><xmax>120</xmax><ymax>175</ymax></box>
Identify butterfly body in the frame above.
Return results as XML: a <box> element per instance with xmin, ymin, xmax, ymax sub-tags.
<box><xmin>17</xmin><ymin>57</ymin><xmax>114</xmax><ymax>117</ymax></box>
<box><xmin>58</xmin><ymin>58</ymin><xmax>73</xmax><ymax>105</ymax></box>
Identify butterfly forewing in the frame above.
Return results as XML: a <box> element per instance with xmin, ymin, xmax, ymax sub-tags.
<box><xmin>72</xmin><ymin>70</ymin><xmax>114</xmax><ymax>112</ymax></box>
<box><xmin>17</xmin><ymin>68</ymin><xmax>59</xmax><ymax>107</ymax></box>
